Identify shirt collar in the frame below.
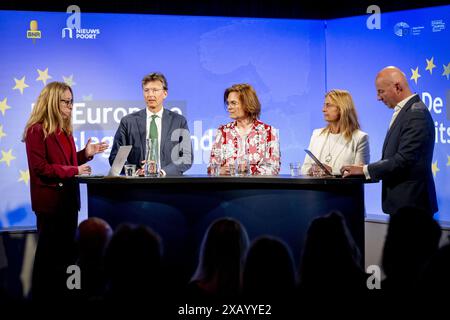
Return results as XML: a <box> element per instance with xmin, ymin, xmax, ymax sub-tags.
<box><xmin>146</xmin><ymin>107</ymin><xmax>164</xmax><ymax>119</ymax></box>
<box><xmin>230</xmin><ymin>119</ymin><xmax>261</xmax><ymax>130</ymax></box>
<box><xmin>395</xmin><ymin>93</ymin><xmax>416</xmax><ymax>112</ymax></box>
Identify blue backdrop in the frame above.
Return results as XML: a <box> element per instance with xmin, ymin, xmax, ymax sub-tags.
<box><xmin>0</xmin><ymin>6</ymin><xmax>448</xmax><ymax>229</ymax></box>
<box><xmin>326</xmin><ymin>7</ymin><xmax>449</xmax><ymax>223</ymax></box>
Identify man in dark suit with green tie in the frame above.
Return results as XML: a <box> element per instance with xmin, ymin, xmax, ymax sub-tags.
<box><xmin>109</xmin><ymin>72</ymin><xmax>193</xmax><ymax>176</ymax></box>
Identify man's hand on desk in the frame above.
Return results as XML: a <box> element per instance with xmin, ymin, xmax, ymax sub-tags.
<box><xmin>341</xmin><ymin>165</ymin><xmax>364</xmax><ymax>178</ymax></box>
<box><xmin>136</xmin><ymin>160</ymin><xmax>166</xmax><ymax>176</ymax></box>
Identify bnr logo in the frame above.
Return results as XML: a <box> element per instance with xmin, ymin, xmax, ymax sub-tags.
<box><xmin>27</xmin><ymin>20</ymin><xmax>41</xmax><ymax>43</ymax></box>
<box><xmin>62</xmin><ymin>5</ymin><xmax>81</xmax><ymax>39</ymax></box>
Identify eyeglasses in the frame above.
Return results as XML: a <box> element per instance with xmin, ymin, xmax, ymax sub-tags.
<box><xmin>144</xmin><ymin>88</ymin><xmax>164</xmax><ymax>94</ymax></box>
<box><xmin>226</xmin><ymin>101</ymin><xmax>240</xmax><ymax>107</ymax></box>
<box><xmin>60</xmin><ymin>99</ymin><xmax>73</xmax><ymax>106</ymax></box>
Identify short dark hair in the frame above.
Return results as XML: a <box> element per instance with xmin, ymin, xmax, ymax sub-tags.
<box><xmin>142</xmin><ymin>72</ymin><xmax>168</xmax><ymax>90</ymax></box>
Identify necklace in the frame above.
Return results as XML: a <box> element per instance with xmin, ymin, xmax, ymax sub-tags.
<box><xmin>325</xmin><ymin>131</ymin><xmax>342</xmax><ymax>164</ymax></box>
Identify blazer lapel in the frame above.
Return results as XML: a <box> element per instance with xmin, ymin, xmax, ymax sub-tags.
<box><xmin>53</xmin><ymin>132</ymin><xmax>71</xmax><ymax>165</ymax></box>
<box><xmin>69</xmin><ymin>135</ymin><xmax>77</xmax><ymax>165</ymax></box>
<box><xmin>161</xmin><ymin>109</ymin><xmax>172</xmax><ymax>158</ymax></box>
<box><xmin>315</xmin><ymin>131</ymin><xmax>328</xmax><ymax>157</ymax></box>
<box><xmin>137</xmin><ymin>109</ymin><xmax>147</xmax><ymax>159</ymax></box>
<box><xmin>382</xmin><ymin>94</ymin><xmax>419</xmax><ymax>156</ymax></box>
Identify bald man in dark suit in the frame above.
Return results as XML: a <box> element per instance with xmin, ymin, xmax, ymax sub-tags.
<box><xmin>342</xmin><ymin>66</ymin><xmax>437</xmax><ymax>215</ymax></box>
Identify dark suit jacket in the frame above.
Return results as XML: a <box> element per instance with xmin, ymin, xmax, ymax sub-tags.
<box><xmin>25</xmin><ymin>123</ymin><xmax>90</xmax><ymax>213</ymax></box>
<box><xmin>368</xmin><ymin>94</ymin><xmax>438</xmax><ymax>215</ymax></box>
<box><xmin>109</xmin><ymin>108</ymin><xmax>193</xmax><ymax>175</ymax></box>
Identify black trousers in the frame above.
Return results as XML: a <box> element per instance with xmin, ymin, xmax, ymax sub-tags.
<box><xmin>31</xmin><ymin>209</ymin><xmax>78</xmax><ymax>301</ymax></box>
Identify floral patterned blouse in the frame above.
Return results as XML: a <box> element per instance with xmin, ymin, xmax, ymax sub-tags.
<box><xmin>208</xmin><ymin>120</ymin><xmax>280</xmax><ymax>175</ymax></box>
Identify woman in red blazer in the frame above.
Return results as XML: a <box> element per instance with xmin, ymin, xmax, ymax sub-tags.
<box><xmin>23</xmin><ymin>81</ymin><xmax>108</xmax><ymax>300</ymax></box>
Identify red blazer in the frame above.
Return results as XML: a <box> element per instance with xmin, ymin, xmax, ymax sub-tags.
<box><xmin>25</xmin><ymin>123</ymin><xmax>90</xmax><ymax>214</ymax></box>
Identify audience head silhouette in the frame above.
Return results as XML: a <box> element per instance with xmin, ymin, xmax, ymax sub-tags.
<box><xmin>191</xmin><ymin>217</ymin><xmax>249</xmax><ymax>299</ymax></box>
<box><xmin>75</xmin><ymin>217</ymin><xmax>112</xmax><ymax>300</ymax></box>
<box><xmin>243</xmin><ymin>236</ymin><xmax>296</xmax><ymax>299</ymax></box>
<box><xmin>299</xmin><ymin>211</ymin><xmax>365</xmax><ymax>292</ymax></box>
<box><xmin>382</xmin><ymin>206</ymin><xmax>441</xmax><ymax>290</ymax></box>
<box><xmin>105</xmin><ymin>223</ymin><xmax>162</xmax><ymax>300</ymax></box>
<box><xmin>77</xmin><ymin>217</ymin><xmax>113</xmax><ymax>264</ymax></box>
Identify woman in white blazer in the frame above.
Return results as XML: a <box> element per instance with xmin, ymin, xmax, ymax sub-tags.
<box><xmin>302</xmin><ymin>89</ymin><xmax>370</xmax><ymax>176</ymax></box>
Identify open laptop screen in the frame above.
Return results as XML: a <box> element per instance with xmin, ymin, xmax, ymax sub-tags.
<box><xmin>108</xmin><ymin>145</ymin><xmax>132</xmax><ymax>176</ymax></box>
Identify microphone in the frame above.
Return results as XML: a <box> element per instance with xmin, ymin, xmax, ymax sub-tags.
<box><xmin>27</xmin><ymin>20</ymin><xmax>41</xmax><ymax>44</ymax></box>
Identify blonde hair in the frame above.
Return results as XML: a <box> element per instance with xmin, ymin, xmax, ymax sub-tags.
<box><xmin>22</xmin><ymin>82</ymin><xmax>73</xmax><ymax>141</ymax></box>
<box><xmin>321</xmin><ymin>89</ymin><xmax>361</xmax><ymax>141</ymax></box>
<box><xmin>224</xmin><ymin>83</ymin><xmax>261</xmax><ymax>121</ymax></box>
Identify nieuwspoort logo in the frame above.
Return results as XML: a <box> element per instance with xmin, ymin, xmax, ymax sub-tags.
<box><xmin>61</xmin><ymin>5</ymin><xmax>101</xmax><ymax>40</ymax></box>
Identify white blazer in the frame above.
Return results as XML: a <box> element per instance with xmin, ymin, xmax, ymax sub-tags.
<box><xmin>301</xmin><ymin>128</ymin><xmax>370</xmax><ymax>175</ymax></box>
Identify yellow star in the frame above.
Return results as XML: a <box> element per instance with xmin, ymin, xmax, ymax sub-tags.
<box><xmin>0</xmin><ymin>125</ymin><xmax>6</xmax><ymax>140</ymax></box>
<box><xmin>36</xmin><ymin>68</ymin><xmax>52</xmax><ymax>85</ymax></box>
<box><xmin>443</xmin><ymin>63</ymin><xmax>450</xmax><ymax>80</ymax></box>
<box><xmin>62</xmin><ymin>75</ymin><xmax>76</xmax><ymax>87</ymax></box>
<box><xmin>12</xmin><ymin>76</ymin><xmax>30</xmax><ymax>94</ymax></box>
<box><xmin>410</xmin><ymin>67</ymin><xmax>421</xmax><ymax>85</ymax></box>
<box><xmin>447</xmin><ymin>155</ymin><xmax>450</xmax><ymax>167</ymax></box>
<box><xmin>0</xmin><ymin>149</ymin><xmax>16</xmax><ymax>167</ymax></box>
<box><xmin>431</xmin><ymin>161</ymin><xmax>439</xmax><ymax>177</ymax></box>
<box><xmin>0</xmin><ymin>97</ymin><xmax>11</xmax><ymax>116</ymax></box>
<box><xmin>425</xmin><ymin>57</ymin><xmax>436</xmax><ymax>75</ymax></box>
<box><xmin>18</xmin><ymin>169</ymin><xmax>30</xmax><ymax>185</ymax></box>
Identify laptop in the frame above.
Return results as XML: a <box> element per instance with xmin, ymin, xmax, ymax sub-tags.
<box><xmin>78</xmin><ymin>145</ymin><xmax>132</xmax><ymax>178</ymax></box>
<box><xmin>304</xmin><ymin>149</ymin><xmax>341</xmax><ymax>177</ymax></box>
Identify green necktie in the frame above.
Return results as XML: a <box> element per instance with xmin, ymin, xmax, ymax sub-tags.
<box><xmin>149</xmin><ymin>114</ymin><xmax>158</xmax><ymax>140</ymax></box>
<box><xmin>149</xmin><ymin>114</ymin><xmax>159</xmax><ymax>160</ymax></box>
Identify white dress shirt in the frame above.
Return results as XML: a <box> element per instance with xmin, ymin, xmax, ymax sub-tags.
<box><xmin>388</xmin><ymin>94</ymin><xmax>415</xmax><ymax>128</ymax></box>
<box><xmin>146</xmin><ymin>107</ymin><xmax>165</xmax><ymax>176</ymax></box>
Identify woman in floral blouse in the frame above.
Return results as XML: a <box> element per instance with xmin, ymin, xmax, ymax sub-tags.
<box><xmin>208</xmin><ymin>83</ymin><xmax>280</xmax><ymax>176</ymax></box>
